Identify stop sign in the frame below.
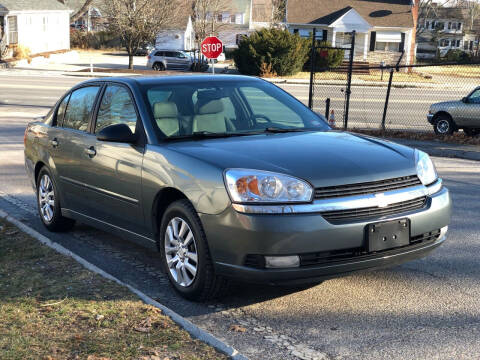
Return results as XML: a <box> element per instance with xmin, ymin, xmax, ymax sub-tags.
<box><xmin>201</xmin><ymin>36</ymin><xmax>223</xmax><ymax>59</ymax></box>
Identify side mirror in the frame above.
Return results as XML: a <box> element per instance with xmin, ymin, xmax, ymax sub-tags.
<box><xmin>96</xmin><ymin>123</ymin><xmax>136</xmax><ymax>143</ymax></box>
<box><xmin>462</xmin><ymin>97</ymin><xmax>468</xmax><ymax>103</ymax></box>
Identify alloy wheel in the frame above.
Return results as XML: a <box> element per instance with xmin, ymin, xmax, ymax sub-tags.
<box><xmin>436</xmin><ymin>119</ymin><xmax>450</xmax><ymax>134</ymax></box>
<box><xmin>164</xmin><ymin>217</ymin><xmax>198</xmax><ymax>287</ymax></box>
<box><xmin>38</xmin><ymin>174</ymin><xmax>55</xmax><ymax>222</ymax></box>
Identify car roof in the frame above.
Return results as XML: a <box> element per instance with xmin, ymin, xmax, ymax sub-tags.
<box><xmin>77</xmin><ymin>75</ymin><xmax>263</xmax><ymax>88</ymax></box>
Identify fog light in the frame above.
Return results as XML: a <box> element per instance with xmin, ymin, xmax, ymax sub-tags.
<box><xmin>265</xmin><ymin>255</ymin><xmax>300</xmax><ymax>268</ymax></box>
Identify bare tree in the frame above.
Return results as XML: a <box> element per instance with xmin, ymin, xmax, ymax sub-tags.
<box><xmin>192</xmin><ymin>0</ymin><xmax>230</xmax><ymax>45</ymax></box>
<box><xmin>457</xmin><ymin>0</ymin><xmax>480</xmax><ymax>30</ymax></box>
<box><xmin>104</xmin><ymin>0</ymin><xmax>178</xmax><ymax>69</ymax></box>
<box><xmin>71</xmin><ymin>0</ymin><xmax>95</xmax><ymax>23</ymax></box>
<box><xmin>270</xmin><ymin>0</ymin><xmax>286</xmax><ymax>26</ymax></box>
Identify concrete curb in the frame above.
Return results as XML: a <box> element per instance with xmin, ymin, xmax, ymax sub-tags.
<box><xmin>0</xmin><ymin>209</ymin><xmax>249</xmax><ymax>360</ymax></box>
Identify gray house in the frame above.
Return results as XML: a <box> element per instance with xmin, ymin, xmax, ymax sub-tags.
<box><xmin>286</xmin><ymin>0</ymin><xmax>419</xmax><ymax>65</ymax></box>
<box><xmin>0</xmin><ymin>0</ymin><xmax>71</xmax><ymax>56</ymax></box>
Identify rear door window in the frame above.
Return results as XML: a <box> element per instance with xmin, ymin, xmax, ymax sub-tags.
<box><xmin>95</xmin><ymin>85</ymin><xmax>138</xmax><ymax>134</ymax></box>
<box><xmin>62</xmin><ymin>86</ymin><xmax>101</xmax><ymax>131</ymax></box>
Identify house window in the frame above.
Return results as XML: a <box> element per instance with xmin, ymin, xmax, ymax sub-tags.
<box><xmin>235</xmin><ymin>14</ymin><xmax>243</xmax><ymax>24</ymax></box>
<box><xmin>448</xmin><ymin>22</ymin><xmax>451</xmax><ymax>30</ymax></box>
<box><xmin>293</xmin><ymin>29</ymin><xmax>299</xmax><ymax>34</ymax></box>
<box><xmin>230</xmin><ymin>14</ymin><xmax>235</xmax><ymax>23</ymax></box>
<box><xmin>456</xmin><ymin>40</ymin><xmax>461</xmax><ymax>47</ymax></box>
<box><xmin>458</xmin><ymin>22</ymin><xmax>462</xmax><ymax>30</ymax></box>
<box><xmin>435</xmin><ymin>22</ymin><xmax>444</xmax><ymax>30</ymax></box>
<box><xmin>425</xmin><ymin>20</ymin><xmax>430</xmax><ymax>29</ymax></box>
<box><xmin>439</xmin><ymin>39</ymin><xmax>450</xmax><ymax>47</ymax></box>
<box><xmin>217</xmin><ymin>13</ymin><xmax>222</xmax><ymax>22</ymax></box>
<box><xmin>7</xmin><ymin>16</ymin><xmax>18</xmax><ymax>44</ymax></box>
<box><xmin>375</xmin><ymin>42</ymin><xmax>387</xmax><ymax>51</ymax></box>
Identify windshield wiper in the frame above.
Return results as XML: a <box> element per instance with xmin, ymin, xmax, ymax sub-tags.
<box><xmin>263</xmin><ymin>127</ymin><xmax>311</xmax><ymax>133</ymax></box>
<box><xmin>164</xmin><ymin>131</ymin><xmax>253</xmax><ymax>141</ymax></box>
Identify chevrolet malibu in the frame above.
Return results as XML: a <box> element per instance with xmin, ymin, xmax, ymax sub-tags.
<box><xmin>24</xmin><ymin>75</ymin><xmax>451</xmax><ymax>301</ymax></box>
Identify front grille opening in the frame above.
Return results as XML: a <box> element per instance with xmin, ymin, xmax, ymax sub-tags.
<box><xmin>298</xmin><ymin>229</ymin><xmax>441</xmax><ymax>267</ymax></box>
<box><xmin>321</xmin><ymin>196</ymin><xmax>428</xmax><ymax>225</ymax></box>
<box><xmin>242</xmin><ymin>229</ymin><xmax>441</xmax><ymax>269</ymax></box>
<box><xmin>314</xmin><ymin>175</ymin><xmax>421</xmax><ymax>200</ymax></box>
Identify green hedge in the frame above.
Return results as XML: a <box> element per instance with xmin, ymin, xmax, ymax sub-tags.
<box><xmin>233</xmin><ymin>28</ymin><xmax>310</xmax><ymax>76</ymax></box>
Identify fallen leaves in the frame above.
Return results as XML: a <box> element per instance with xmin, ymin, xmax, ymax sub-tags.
<box><xmin>229</xmin><ymin>324</ymin><xmax>247</xmax><ymax>333</ymax></box>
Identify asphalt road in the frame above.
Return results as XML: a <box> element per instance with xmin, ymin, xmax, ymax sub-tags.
<box><xmin>1</xmin><ymin>73</ymin><xmax>480</xmax><ymax>360</ymax></box>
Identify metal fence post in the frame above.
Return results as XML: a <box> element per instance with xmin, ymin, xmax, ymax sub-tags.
<box><xmin>343</xmin><ymin>30</ymin><xmax>355</xmax><ymax>130</ymax></box>
<box><xmin>381</xmin><ymin>69</ymin><xmax>394</xmax><ymax>131</ymax></box>
<box><xmin>325</xmin><ymin>98</ymin><xmax>330</xmax><ymax>119</ymax></box>
<box><xmin>308</xmin><ymin>28</ymin><xmax>316</xmax><ymax>110</ymax></box>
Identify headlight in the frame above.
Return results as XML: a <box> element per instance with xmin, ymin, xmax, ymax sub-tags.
<box><xmin>224</xmin><ymin>169</ymin><xmax>313</xmax><ymax>203</ymax></box>
<box><xmin>415</xmin><ymin>150</ymin><xmax>438</xmax><ymax>186</ymax></box>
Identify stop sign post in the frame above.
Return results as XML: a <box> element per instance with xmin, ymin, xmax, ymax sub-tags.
<box><xmin>201</xmin><ymin>36</ymin><xmax>223</xmax><ymax>75</ymax></box>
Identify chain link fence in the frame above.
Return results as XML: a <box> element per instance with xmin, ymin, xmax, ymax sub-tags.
<box><xmin>312</xmin><ymin>62</ymin><xmax>480</xmax><ymax>135</ymax></box>
<box><xmin>309</xmin><ymin>31</ymin><xmax>480</xmax><ymax>136</ymax></box>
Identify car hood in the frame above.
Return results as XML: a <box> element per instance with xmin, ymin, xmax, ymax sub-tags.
<box><xmin>431</xmin><ymin>100</ymin><xmax>462</xmax><ymax>109</ymax></box>
<box><xmin>166</xmin><ymin>131</ymin><xmax>417</xmax><ymax>188</ymax></box>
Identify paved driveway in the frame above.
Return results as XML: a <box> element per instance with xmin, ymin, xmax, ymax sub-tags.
<box><xmin>1</xmin><ymin>73</ymin><xmax>480</xmax><ymax>359</ymax></box>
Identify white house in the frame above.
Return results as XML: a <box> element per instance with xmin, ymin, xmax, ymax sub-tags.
<box><xmin>155</xmin><ymin>16</ymin><xmax>195</xmax><ymax>51</ymax></box>
<box><xmin>286</xmin><ymin>0</ymin><xmax>420</xmax><ymax>65</ymax></box>
<box><xmin>0</xmin><ymin>0</ymin><xmax>71</xmax><ymax>55</ymax></box>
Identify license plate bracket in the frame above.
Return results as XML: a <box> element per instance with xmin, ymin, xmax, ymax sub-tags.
<box><xmin>366</xmin><ymin>219</ymin><xmax>410</xmax><ymax>252</ymax></box>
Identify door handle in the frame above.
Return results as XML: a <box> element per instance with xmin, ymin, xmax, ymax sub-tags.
<box><xmin>50</xmin><ymin>138</ymin><xmax>58</xmax><ymax>148</ymax></box>
<box><xmin>85</xmin><ymin>147</ymin><xmax>96</xmax><ymax>157</ymax></box>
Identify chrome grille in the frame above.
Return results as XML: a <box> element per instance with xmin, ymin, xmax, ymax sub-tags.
<box><xmin>314</xmin><ymin>175</ymin><xmax>422</xmax><ymax>200</ymax></box>
<box><xmin>321</xmin><ymin>196</ymin><xmax>427</xmax><ymax>224</ymax></box>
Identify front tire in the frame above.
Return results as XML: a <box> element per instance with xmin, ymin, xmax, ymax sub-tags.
<box><xmin>434</xmin><ymin>115</ymin><xmax>455</xmax><ymax>135</ymax></box>
<box><xmin>152</xmin><ymin>62</ymin><xmax>165</xmax><ymax>71</ymax></box>
<box><xmin>159</xmin><ymin>200</ymin><xmax>228</xmax><ymax>301</ymax></box>
<box><xmin>36</xmin><ymin>167</ymin><xmax>75</xmax><ymax>232</ymax></box>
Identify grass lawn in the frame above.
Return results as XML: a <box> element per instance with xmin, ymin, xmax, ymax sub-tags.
<box><xmin>418</xmin><ymin>65</ymin><xmax>480</xmax><ymax>79</ymax></box>
<box><xmin>0</xmin><ymin>219</ymin><xmax>226</xmax><ymax>360</ymax></box>
<box><xmin>282</xmin><ymin>71</ymin><xmax>433</xmax><ymax>83</ymax></box>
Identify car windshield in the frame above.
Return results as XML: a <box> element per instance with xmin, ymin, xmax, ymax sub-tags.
<box><xmin>142</xmin><ymin>80</ymin><xmax>329</xmax><ymax>140</ymax></box>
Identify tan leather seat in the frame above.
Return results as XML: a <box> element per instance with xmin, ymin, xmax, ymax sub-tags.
<box><xmin>192</xmin><ymin>99</ymin><xmax>234</xmax><ymax>133</ymax></box>
<box><xmin>153</xmin><ymin>102</ymin><xmax>179</xmax><ymax>136</ymax></box>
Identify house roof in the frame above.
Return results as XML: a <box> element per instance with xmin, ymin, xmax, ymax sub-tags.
<box><xmin>287</xmin><ymin>0</ymin><xmax>415</xmax><ymax>28</ymax></box>
<box><xmin>0</xmin><ymin>0</ymin><xmax>69</xmax><ymax>12</ymax></box>
<box><xmin>420</xmin><ymin>6</ymin><xmax>464</xmax><ymax>20</ymax></box>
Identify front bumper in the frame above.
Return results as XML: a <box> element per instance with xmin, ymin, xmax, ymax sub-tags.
<box><xmin>427</xmin><ymin>113</ymin><xmax>435</xmax><ymax>124</ymax></box>
<box><xmin>199</xmin><ymin>186</ymin><xmax>451</xmax><ymax>285</ymax></box>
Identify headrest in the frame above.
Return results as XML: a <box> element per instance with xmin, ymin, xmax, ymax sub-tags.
<box><xmin>197</xmin><ymin>99</ymin><xmax>224</xmax><ymax>115</ymax></box>
<box><xmin>153</xmin><ymin>102</ymin><xmax>178</xmax><ymax>118</ymax></box>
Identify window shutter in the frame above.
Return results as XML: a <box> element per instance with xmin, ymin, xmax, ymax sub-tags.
<box><xmin>399</xmin><ymin>32</ymin><xmax>406</xmax><ymax>52</ymax></box>
<box><xmin>370</xmin><ymin>31</ymin><xmax>376</xmax><ymax>51</ymax></box>
<box><xmin>322</xmin><ymin>29</ymin><xmax>328</xmax><ymax>41</ymax></box>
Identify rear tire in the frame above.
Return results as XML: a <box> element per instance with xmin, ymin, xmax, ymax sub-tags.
<box><xmin>152</xmin><ymin>62</ymin><xmax>165</xmax><ymax>71</ymax></box>
<box><xmin>434</xmin><ymin>115</ymin><xmax>455</xmax><ymax>135</ymax></box>
<box><xmin>36</xmin><ymin>167</ymin><xmax>75</xmax><ymax>232</ymax></box>
<box><xmin>464</xmin><ymin>128</ymin><xmax>480</xmax><ymax>137</ymax></box>
<box><xmin>159</xmin><ymin>199</ymin><xmax>229</xmax><ymax>301</ymax></box>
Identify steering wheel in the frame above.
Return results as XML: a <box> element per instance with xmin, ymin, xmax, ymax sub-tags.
<box><xmin>252</xmin><ymin>114</ymin><xmax>273</xmax><ymax>126</ymax></box>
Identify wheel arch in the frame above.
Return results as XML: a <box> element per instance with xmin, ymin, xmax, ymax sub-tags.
<box><xmin>433</xmin><ymin>111</ymin><xmax>454</xmax><ymax>124</ymax></box>
<box><xmin>34</xmin><ymin>161</ymin><xmax>48</xmax><ymax>186</ymax></box>
<box><xmin>151</xmin><ymin>187</ymin><xmax>190</xmax><ymax>250</ymax></box>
